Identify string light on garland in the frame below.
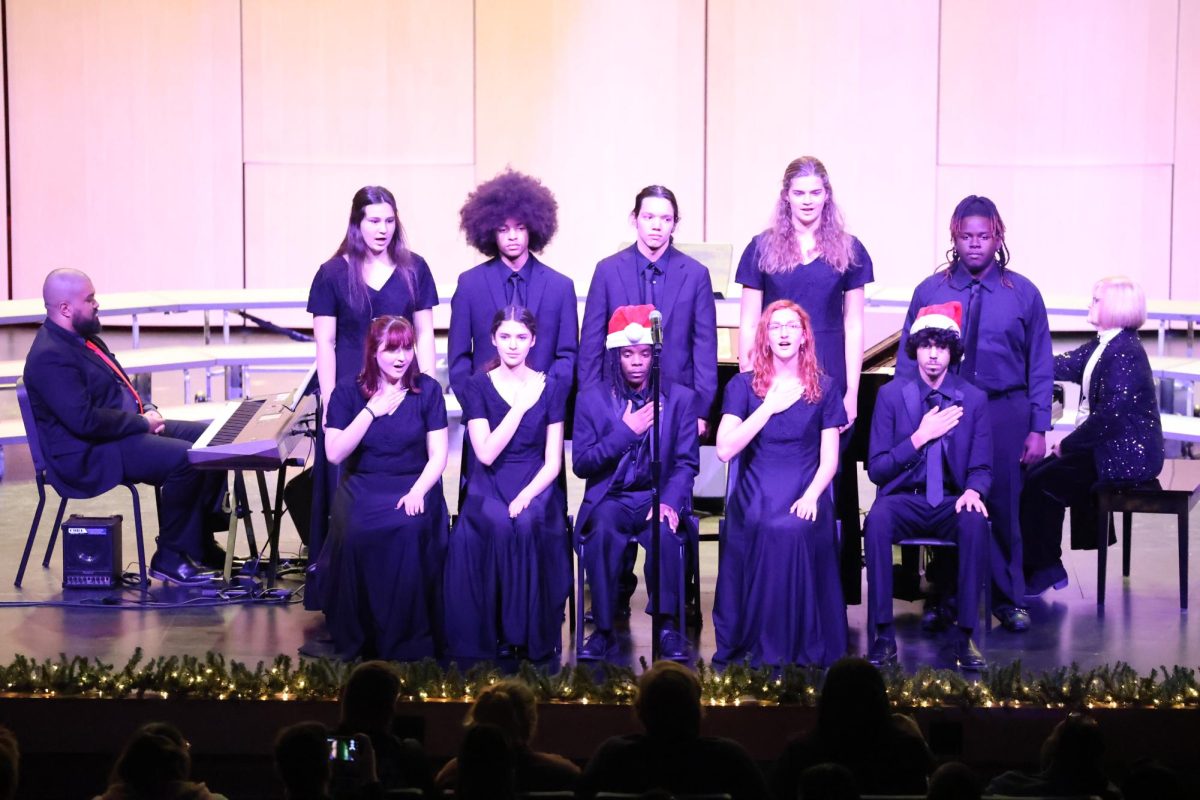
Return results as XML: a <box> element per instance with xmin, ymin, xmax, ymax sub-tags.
<box><xmin>0</xmin><ymin>651</ymin><xmax>1197</xmax><ymax>709</ymax></box>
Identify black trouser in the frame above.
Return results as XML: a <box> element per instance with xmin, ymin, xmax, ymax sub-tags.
<box><xmin>116</xmin><ymin>419</ymin><xmax>225</xmax><ymax>561</ymax></box>
<box><xmin>1020</xmin><ymin>451</ymin><xmax>1097</xmax><ymax>575</ymax></box>
<box><xmin>865</xmin><ymin>493</ymin><xmax>988</xmax><ymax>631</ymax></box>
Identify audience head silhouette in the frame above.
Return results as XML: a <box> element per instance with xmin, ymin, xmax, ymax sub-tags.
<box><xmin>927</xmin><ymin>761</ymin><xmax>982</xmax><ymax>800</ymax></box>
<box><xmin>456</xmin><ymin>723</ymin><xmax>515</xmax><ymax>800</ymax></box>
<box><xmin>339</xmin><ymin>660</ymin><xmax>400</xmax><ymax>733</ymax></box>
<box><xmin>800</xmin><ymin>762</ymin><xmax>860</xmax><ymax>799</ymax></box>
<box><xmin>273</xmin><ymin>722</ymin><xmax>331</xmax><ymax>800</ymax></box>
<box><xmin>465</xmin><ymin>679</ymin><xmax>539</xmax><ymax>749</ymax></box>
<box><xmin>817</xmin><ymin>658</ymin><xmax>891</xmax><ymax>748</ymax></box>
<box><xmin>635</xmin><ymin>661</ymin><xmax>703</xmax><ymax>740</ymax></box>
<box><xmin>0</xmin><ymin>725</ymin><xmax>18</xmax><ymax>800</ymax></box>
<box><xmin>102</xmin><ymin>722</ymin><xmax>204</xmax><ymax>799</ymax></box>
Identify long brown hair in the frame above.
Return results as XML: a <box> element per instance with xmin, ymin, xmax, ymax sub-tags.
<box><xmin>358</xmin><ymin>315</ymin><xmax>421</xmax><ymax>397</ymax></box>
<box><xmin>756</xmin><ymin>156</ymin><xmax>856</xmax><ymax>274</ymax></box>
<box><xmin>750</xmin><ymin>300</ymin><xmax>822</xmax><ymax>402</ymax></box>
<box><xmin>334</xmin><ymin>185</ymin><xmax>415</xmax><ymax>308</ymax></box>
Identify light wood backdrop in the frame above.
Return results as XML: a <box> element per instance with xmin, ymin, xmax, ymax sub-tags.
<box><xmin>3</xmin><ymin>0</ymin><xmax>1197</xmax><ymax>310</ymax></box>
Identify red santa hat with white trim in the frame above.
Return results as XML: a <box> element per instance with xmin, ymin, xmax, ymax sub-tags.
<box><xmin>909</xmin><ymin>301</ymin><xmax>962</xmax><ymax>336</ymax></box>
<box><xmin>606</xmin><ymin>304</ymin><xmax>657</xmax><ymax>349</ymax></box>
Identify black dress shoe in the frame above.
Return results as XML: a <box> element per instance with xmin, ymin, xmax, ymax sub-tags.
<box><xmin>578</xmin><ymin>631</ymin><xmax>615</xmax><ymax>661</ymax></box>
<box><xmin>996</xmin><ymin>607</ymin><xmax>1032</xmax><ymax>632</ymax></box>
<box><xmin>658</xmin><ymin>628</ymin><xmax>690</xmax><ymax>662</ymax></box>
<box><xmin>951</xmin><ymin>636</ymin><xmax>987</xmax><ymax>671</ymax></box>
<box><xmin>149</xmin><ymin>550</ymin><xmax>220</xmax><ymax>585</ymax></box>
<box><xmin>866</xmin><ymin>637</ymin><xmax>898</xmax><ymax>666</ymax></box>
<box><xmin>1024</xmin><ymin>564</ymin><xmax>1069</xmax><ymax>598</ymax></box>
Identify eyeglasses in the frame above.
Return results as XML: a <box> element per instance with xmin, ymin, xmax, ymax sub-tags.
<box><xmin>767</xmin><ymin>323</ymin><xmax>803</xmax><ymax>333</ymax></box>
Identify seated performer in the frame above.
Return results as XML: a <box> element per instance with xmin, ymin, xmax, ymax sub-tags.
<box><xmin>320</xmin><ymin>316</ymin><xmax>449</xmax><ymax>661</ymax></box>
<box><xmin>22</xmin><ymin>269</ymin><xmax>225</xmax><ymax>584</ymax></box>
<box><xmin>573</xmin><ymin>305</ymin><xmax>699</xmax><ymax>661</ymax></box>
<box><xmin>443</xmin><ymin>306</ymin><xmax>570</xmax><ymax>661</ymax></box>
<box><xmin>714</xmin><ymin>300</ymin><xmax>847</xmax><ymax>667</ymax></box>
<box><xmin>864</xmin><ymin>302</ymin><xmax>990</xmax><ymax>670</ymax></box>
<box><xmin>1021</xmin><ymin>276</ymin><xmax>1163</xmax><ymax>596</ymax></box>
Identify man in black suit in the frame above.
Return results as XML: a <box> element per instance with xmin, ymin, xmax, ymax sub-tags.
<box><xmin>22</xmin><ymin>269</ymin><xmax>224</xmax><ymax>584</ymax></box>
<box><xmin>449</xmin><ymin>170</ymin><xmax>577</xmax><ymax>400</ymax></box>
<box><xmin>864</xmin><ymin>301</ymin><xmax>991</xmax><ymax>669</ymax></box>
<box><xmin>579</xmin><ymin>185</ymin><xmax>717</xmax><ymax>435</ymax></box>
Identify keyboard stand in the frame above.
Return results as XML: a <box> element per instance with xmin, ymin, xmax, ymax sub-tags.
<box><xmin>222</xmin><ymin>461</ymin><xmax>301</xmax><ymax>588</ymax></box>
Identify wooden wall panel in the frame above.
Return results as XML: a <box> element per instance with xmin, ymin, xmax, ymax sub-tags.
<box><xmin>935</xmin><ymin>166</ymin><xmax>1173</xmax><ymax>302</ymax></box>
<box><xmin>939</xmin><ymin>0</ymin><xmax>1178</xmax><ymax>166</ymax></box>
<box><xmin>6</xmin><ymin>0</ymin><xmax>243</xmax><ymax>297</ymax></box>
<box><xmin>1</xmin><ymin>27</ymin><xmax>8</xmax><ymax>300</ymax></box>
<box><xmin>1173</xmin><ymin>0</ymin><xmax>1200</xmax><ymax>301</ymax></box>
<box><xmin>244</xmin><ymin>164</ymin><xmax>478</xmax><ymax>294</ymax></box>
<box><xmin>706</xmin><ymin>0</ymin><xmax>940</xmax><ymax>297</ymax></box>
<box><xmin>474</xmin><ymin>0</ymin><xmax>706</xmax><ymax>291</ymax></box>
<box><xmin>241</xmin><ymin>0</ymin><xmax>474</xmax><ymax>166</ymax></box>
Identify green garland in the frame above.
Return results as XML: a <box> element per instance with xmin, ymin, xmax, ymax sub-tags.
<box><xmin>0</xmin><ymin>649</ymin><xmax>1197</xmax><ymax>708</ymax></box>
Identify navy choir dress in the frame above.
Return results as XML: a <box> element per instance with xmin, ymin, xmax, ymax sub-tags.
<box><xmin>735</xmin><ymin>235</ymin><xmax>873</xmax><ymax>399</ymax></box>
<box><xmin>306</xmin><ymin>254</ymin><xmax>440</xmax><ymax>384</ymax></box>
<box><xmin>443</xmin><ymin>371</ymin><xmax>570</xmax><ymax>661</ymax></box>
<box><xmin>305</xmin><ymin>254</ymin><xmax>440</xmax><ymax>596</ymax></box>
<box><xmin>714</xmin><ymin>372</ymin><xmax>848</xmax><ymax>667</ymax></box>
<box><xmin>321</xmin><ymin>373</ymin><xmax>450</xmax><ymax>661</ymax></box>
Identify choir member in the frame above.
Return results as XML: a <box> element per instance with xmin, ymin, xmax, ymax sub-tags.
<box><xmin>864</xmin><ymin>302</ymin><xmax>990</xmax><ymax>670</ymax></box>
<box><xmin>736</xmin><ymin>156</ymin><xmax>873</xmax><ymax>431</ymax></box>
<box><xmin>579</xmin><ymin>185</ymin><xmax>717</xmax><ymax>616</ymax></box>
<box><xmin>1022</xmin><ymin>276</ymin><xmax>1163</xmax><ymax>596</ymax></box>
<box><xmin>714</xmin><ymin>300</ymin><xmax>847</xmax><ymax>666</ymax></box>
<box><xmin>320</xmin><ymin>316</ymin><xmax>449</xmax><ymax>661</ymax></box>
<box><xmin>306</xmin><ymin>186</ymin><xmax>439</xmax><ymax>592</ymax></box>
<box><xmin>896</xmin><ymin>195</ymin><xmax>1052</xmax><ymax>633</ymax></box>
<box><xmin>573</xmin><ymin>305</ymin><xmax>700</xmax><ymax>661</ymax></box>
<box><xmin>579</xmin><ymin>185</ymin><xmax>717</xmax><ymax>436</ymax></box>
<box><xmin>450</xmin><ymin>170</ymin><xmax>577</xmax><ymax>400</ymax></box>
<box><xmin>443</xmin><ymin>307</ymin><xmax>570</xmax><ymax>661</ymax></box>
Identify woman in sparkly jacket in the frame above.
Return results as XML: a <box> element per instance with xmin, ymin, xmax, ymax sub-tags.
<box><xmin>1021</xmin><ymin>276</ymin><xmax>1163</xmax><ymax>596</ymax></box>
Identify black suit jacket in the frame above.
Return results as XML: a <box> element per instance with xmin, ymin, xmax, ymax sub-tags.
<box><xmin>571</xmin><ymin>381</ymin><xmax>699</xmax><ymax>537</ymax></box>
<box><xmin>867</xmin><ymin>372</ymin><xmax>992</xmax><ymax>499</ymax></box>
<box><xmin>22</xmin><ymin>321</ymin><xmax>153</xmax><ymax>495</ymax></box>
<box><xmin>447</xmin><ymin>255</ymin><xmax>578</xmax><ymax>400</ymax></box>
<box><xmin>1055</xmin><ymin>328</ymin><xmax>1163</xmax><ymax>483</ymax></box>
<box><xmin>579</xmin><ymin>244</ymin><xmax>717</xmax><ymax>421</ymax></box>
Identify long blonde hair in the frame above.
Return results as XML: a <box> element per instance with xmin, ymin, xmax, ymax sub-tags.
<box><xmin>756</xmin><ymin>156</ymin><xmax>856</xmax><ymax>275</ymax></box>
<box><xmin>750</xmin><ymin>300</ymin><xmax>823</xmax><ymax>402</ymax></box>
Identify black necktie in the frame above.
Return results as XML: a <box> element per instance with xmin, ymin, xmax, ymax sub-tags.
<box><xmin>506</xmin><ymin>272</ymin><xmax>525</xmax><ymax>307</ymax></box>
<box><xmin>959</xmin><ymin>279</ymin><xmax>983</xmax><ymax>383</ymax></box>
<box><xmin>925</xmin><ymin>392</ymin><xmax>944</xmax><ymax>507</ymax></box>
<box><xmin>641</xmin><ymin>263</ymin><xmax>660</xmax><ymax>307</ymax></box>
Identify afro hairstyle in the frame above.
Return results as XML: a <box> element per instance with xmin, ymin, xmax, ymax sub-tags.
<box><xmin>459</xmin><ymin>169</ymin><xmax>558</xmax><ymax>258</ymax></box>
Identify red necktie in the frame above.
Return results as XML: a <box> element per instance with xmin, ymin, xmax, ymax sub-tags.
<box><xmin>85</xmin><ymin>340</ymin><xmax>144</xmax><ymax>413</ymax></box>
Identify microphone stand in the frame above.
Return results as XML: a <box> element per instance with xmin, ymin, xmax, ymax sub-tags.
<box><xmin>649</xmin><ymin>322</ymin><xmax>664</xmax><ymax>662</ymax></box>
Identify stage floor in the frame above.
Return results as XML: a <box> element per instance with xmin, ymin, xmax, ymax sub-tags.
<box><xmin>1</xmin><ymin>326</ymin><xmax>1198</xmax><ymax>676</ymax></box>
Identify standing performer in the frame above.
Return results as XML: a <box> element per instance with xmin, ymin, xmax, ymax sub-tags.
<box><xmin>306</xmin><ymin>186</ymin><xmax>439</xmax><ymax>594</ymax></box>
<box><xmin>443</xmin><ymin>307</ymin><xmax>570</xmax><ymax>661</ymax></box>
<box><xmin>864</xmin><ymin>303</ymin><xmax>990</xmax><ymax>670</ymax></box>
<box><xmin>1021</xmin><ymin>276</ymin><xmax>1163</xmax><ymax>596</ymax></box>
<box><xmin>579</xmin><ymin>185</ymin><xmax>717</xmax><ymax>615</ymax></box>
<box><xmin>23</xmin><ymin>269</ymin><xmax>226</xmax><ymax>583</ymax></box>
<box><xmin>450</xmin><ymin>170</ymin><xmax>576</xmax><ymax>401</ymax></box>
<box><xmin>736</xmin><ymin>156</ymin><xmax>873</xmax><ymax>431</ymax></box>
<box><xmin>573</xmin><ymin>305</ymin><xmax>700</xmax><ymax>661</ymax></box>
<box><xmin>320</xmin><ymin>316</ymin><xmax>449</xmax><ymax>661</ymax></box>
<box><xmin>580</xmin><ymin>186</ymin><xmax>717</xmax><ymax>435</ymax></box>
<box><xmin>897</xmin><ymin>195</ymin><xmax>1053</xmax><ymax>633</ymax></box>
<box><xmin>714</xmin><ymin>300</ymin><xmax>847</xmax><ymax>666</ymax></box>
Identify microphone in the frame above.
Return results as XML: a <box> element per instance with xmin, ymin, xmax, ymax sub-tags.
<box><xmin>649</xmin><ymin>309</ymin><xmax>663</xmax><ymax>346</ymax></box>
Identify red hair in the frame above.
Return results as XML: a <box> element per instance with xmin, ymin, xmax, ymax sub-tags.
<box><xmin>358</xmin><ymin>315</ymin><xmax>421</xmax><ymax>397</ymax></box>
<box><xmin>750</xmin><ymin>300</ymin><xmax>822</xmax><ymax>402</ymax></box>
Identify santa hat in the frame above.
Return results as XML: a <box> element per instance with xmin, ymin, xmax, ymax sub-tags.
<box><xmin>606</xmin><ymin>304</ymin><xmax>656</xmax><ymax>349</ymax></box>
<box><xmin>909</xmin><ymin>301</ymin><xmax>962</xmax><ymax>336</ymax></box>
